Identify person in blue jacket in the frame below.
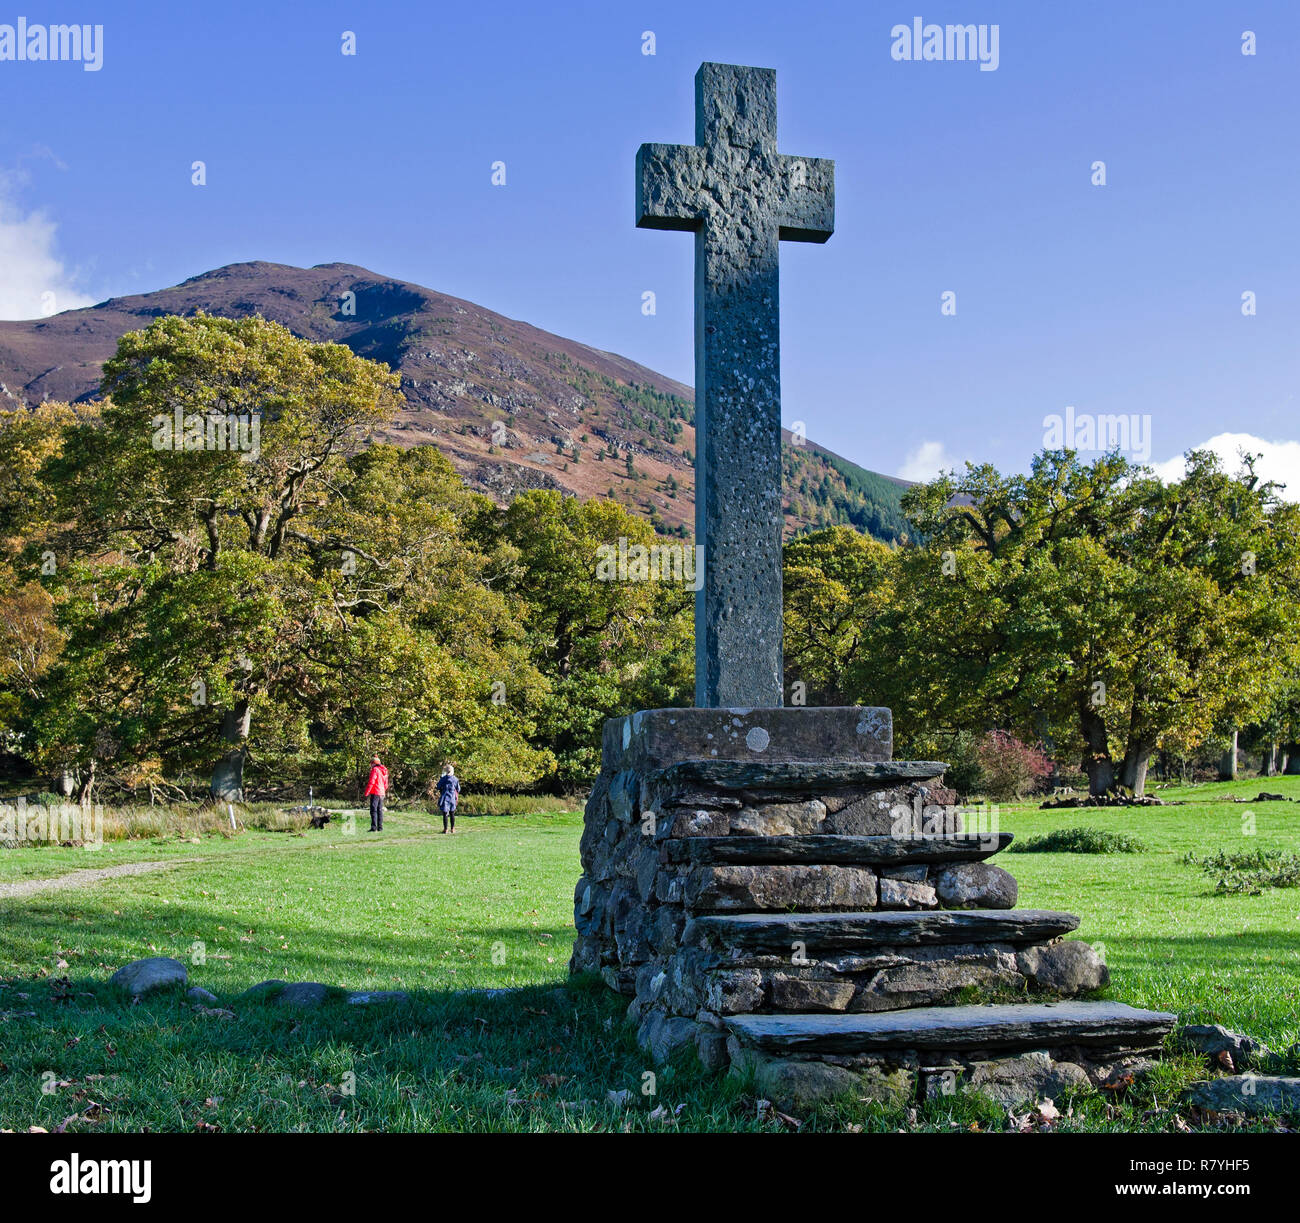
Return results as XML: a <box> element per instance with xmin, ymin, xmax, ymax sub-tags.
<box><xmin>436</xmin><ymin>764</ymin><xmax>460</xmax><ymax>834</ymax></box>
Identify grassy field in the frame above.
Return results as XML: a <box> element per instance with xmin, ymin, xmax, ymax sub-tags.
<box><xmin>1</xmin><ymin>778</ymin><xmax>1297</xmax><ymax>1133</ymax></box>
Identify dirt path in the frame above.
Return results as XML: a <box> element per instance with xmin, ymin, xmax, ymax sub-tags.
<box><xmin>0</xmin><ymin>859</ymin><xmax>186</xmax><ymax>900</ymax></box>
<box><xmin>0</xmin><ymin>827</ymin><xmax>449</xmax><ymax>900</ymax></box>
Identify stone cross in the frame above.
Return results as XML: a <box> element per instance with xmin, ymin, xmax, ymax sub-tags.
<box><xmin>636</xmin><ymin>62</ymin><xmax>834</xmax><ymax>709</ymax></box>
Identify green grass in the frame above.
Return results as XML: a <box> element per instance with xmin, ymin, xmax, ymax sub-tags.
<box><xmin>1</xmin><ymin>780</ymin><xmax>1297</xmax><ymax>1132</ymax></box>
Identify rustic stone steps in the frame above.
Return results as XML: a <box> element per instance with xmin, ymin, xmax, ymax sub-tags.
<box><xmin>725</xmin><ymin>1001</ymin><xmax>1177</xmax><ymax>1056</ymax></box>
<box><xmin>682</xmin><ymin>908</ymin><xmax>1080</xmax><ymax>955</ymax></box>
<box><xmin>663</xmin><ymin>832</ymin><xmax>1013</xmax><ymax>866</ymax></box>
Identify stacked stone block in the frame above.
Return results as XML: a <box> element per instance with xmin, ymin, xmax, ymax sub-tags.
<box><xmin>571</xmin><ymin>707</ymin><xmax>1176</xmax><ymax>1106</ymax></box>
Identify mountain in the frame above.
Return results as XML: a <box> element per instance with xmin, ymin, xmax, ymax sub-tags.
<box><xmin>0</xmin><ymin>261</ymin><xmax>910</xmax><ymax>541</ymax></box>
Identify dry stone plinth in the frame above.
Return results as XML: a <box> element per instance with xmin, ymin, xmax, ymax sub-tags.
<box><xmin>570</xmin><ymin>706</ymin><xmax>1176</xmax><ymax>1105</ymax></box>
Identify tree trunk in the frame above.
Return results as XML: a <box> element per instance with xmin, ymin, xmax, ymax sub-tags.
<box><xmin>1285</xmin><ymin>744</ymin><xmax>1300</xmax><ymax>776</ymax></box>
<box><xmin>1217</xmin><ymin>729</ymin><xmax>1239</xmax><ymax>781</ymax></box>
<box><xmin>1079</xmin><ymin>703</ymin><xmax>1114</xmax><ymax>796</ymax></box>
<box><xmin>1119</xmin><ymin>740</ymin><xmax>1154</xmax><ymax>797</ymax></box>
<box><xmin>75</xmin><ymin>757</ymin><xmax>96</xmax><ymax>804</ymax></box>
<box><xmin>210</xmin><ymin>701</ymin><xmax>251</xmax><ymax>802</ymax></box>
<box><xmin>1262</xmin><ymin>741</ymin><xmax>1278</xmax><ymax>777</ymax></box>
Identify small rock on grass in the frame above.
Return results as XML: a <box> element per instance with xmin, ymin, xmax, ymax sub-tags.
<box><xmin>109</xmin><ymin>957</ymin><xmax>187</xmax><ymax>996</ymax></box>
<box><xmin>1188</xmin><ymin>1076</ymin><xmax>1300</xmax><ymax>1117</ymax></box>
<box><xmin>275</xmin><ymin>982</ymin><xmax>330</xmax><ymax>1008</ymax></box>
<box><xmin>346</xmin><ymin>990</ymin><xmax>408</xmax><ymax>1005</ymax></box>
<box><xmin>187</xmin><ymin>986</ymin><xmax>219</xmax><ymax>1005</ymax></box>
<box><xmin>1178</xmin><ymin>1024</ymin><xmax>1270</xmax><ymax>1068</ymax></box>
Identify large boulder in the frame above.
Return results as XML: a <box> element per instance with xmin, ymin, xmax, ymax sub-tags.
<box><xmin>934</xmin><ymin>862</ymin><xmax>1018</xmax><ymax>909</ymax></box>
<box><xmin>109</xmin><ymin>957</ymin><xmax>187</xmax><ymax>996</ymax></box>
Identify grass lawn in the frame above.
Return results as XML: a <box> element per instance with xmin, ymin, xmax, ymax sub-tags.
<box><xmin>1</xmin><ymin>778</ymin><xmax>1297</xmax><ymax>1133</ymax></box>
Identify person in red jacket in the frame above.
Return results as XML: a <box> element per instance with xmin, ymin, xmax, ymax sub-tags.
<box><xmin>364</xmin><ymin>756</ymin><xmax>389</xmax><ymax>831</ymax></box>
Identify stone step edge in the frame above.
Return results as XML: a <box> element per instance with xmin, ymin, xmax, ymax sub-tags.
<box><xmin>725</xmin><ymin>1001</ymin><xmax>1178</xmax><ymax>1054</ymax></box>
<box><xmin>649</xmin><ymin>759</ymin><xmax>948</xmax><ymax>792</ymax></box>
<box><xmin>683</xmin><ymin>908</ymin><xmax>1080</xmax><ymax>953</ymax></box>
<box><xmin>663</xmin><ymin>832</ymin><xmax>1013</xmax><ymax>866</ymax></box>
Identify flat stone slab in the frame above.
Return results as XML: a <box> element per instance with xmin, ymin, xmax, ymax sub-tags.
<box><xmin>652</xmin><ymin>759</ymin><xmax>948</xmax><ymax>794</ymax></box>
<box><xmin>1187</xmin><ymin>1075</ymin><xmax>1300</xmax><ymax>1116</ymax></box>
<box><xmin>663</xmin><ymin>832</ymin><xmax>1013</xmax><ymax>866</ymax></box>
<box><xmin>683</xmin><ymin>909</ymin><xmax>1079</xmax><ymax>955</ymax></box>
<box><xmin>604</xmin><ymin>707</ymin><xmax>895</xmax><ymax>771</ymax></box>
<box><xmin>726</xmin><ymin>1001</ymin><xmax>1177</xmax><ymax>1054</ymax></box>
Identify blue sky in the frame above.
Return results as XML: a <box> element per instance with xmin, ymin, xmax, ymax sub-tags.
<box><xmin>2</xmin><ymin>0</ymin><xmax>1298</xmax><ymax>488</ymax></box>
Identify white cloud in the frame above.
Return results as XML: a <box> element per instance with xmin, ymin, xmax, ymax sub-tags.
<box><xmin>1150</xmin><ymin>432</ymin><xmax>1300</xmax><ymax>500</ymax></box>
<box><xmin>897</xmin><ymin>440</ymin><xmax>958</xmax><ymax>482</ymax></box>
<box><xmin>0</xmin><ymin>172</ymin><xmax>94</xmax><ymax>320</ymax></box>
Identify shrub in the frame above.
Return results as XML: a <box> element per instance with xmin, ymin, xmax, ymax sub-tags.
<box><xmin>1010</xmin><ymin>826</ymin><xmax>1146</xmax><ymax>854</ymax></box>
<box><xmin>975</xmin><ymin>731</ymin><xmax>1053</xmax><ymax>800</ymax></box>
<box><xmin>1182</xmin><ymin>849</ymin><xmax>1300</xmax><ymax>895</ymax></box>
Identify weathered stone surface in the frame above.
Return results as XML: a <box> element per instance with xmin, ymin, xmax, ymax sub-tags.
<box><xmin>1178</xmin><ymin>1024</ymin><xmax>1269</xmax><ymax>1066</ymax></box>
<box><xmin>240</xmin><ymin>979</ymin><xmax>288</xmax><ymax>1000</ymax></box>
<box><xmin>607</xmin><ymin>769</ymin><xmax>639</xmax><ymax>823</ymax></box>
<box><xmin>276</xmin><ymin>982</ymin><xmax>330</xmax><ymax>1008</ymax></box>
<box><xmin>186</xmin><ymin>986</ymin><xmax>218</xmax><ymax>1005</ymax></box>
<box><xmin>684</xmin><ymin>909</ymin><xmax>1081</xmax><ymax>956</ymax></box>
<box><xmin>1017</xmin><ymin>941</ymin><xmax>1109</xmax><ymax>995</ymax></box>
<box><xmin>347</xmin><ymin>991</ymin><xmax>408</xmax><ymax>1005</ymax></box>
<box><xmin>669</xmin><ymin>808</ymin><xmax>732</xmax><ymax>838</ymax></box>
<box><xmin>1190</xmin><ymin>1076</ymin><xmax>1300</xmax><ymax>1117</ymax></box>
<box><xmin>935</xmin><ymin>862</ymin><xmax>1018</xmax><ymax>910</ymax></box>
<box><xmin>109</xmin><ymin>957</ymin><xmax>187</xmax><ymax>996</ymax></box>
<box><xmin>853</xmin><ymin>947</ymin><xmax>1021</xmax><ymax>1012</ymax></box>
<box><xmin>730</xmin><ymin>800</ymin><xmax>827</xmax><ymax>837</ymax></box>
<box><xmin>696</xmin><ymin>1026</ymin><xmax>730</xmax><ymax>1071</ymax></box>
<box><xmin>882</xmin><ymin>865</ymin><xmax>930</xmax><ymax>882</ymax></box>
<box><xmin>653</xmin><ymin>759</ymin><xmax>948</xmax><ymax>797</ymax></box>
<box><xmin>637</xmin><ymin>62</ymin><xmax>834</xmax><ymax>706</ymax></box>
<box><xmin>1187</xmin><ymin>1076</ymin><xmax>1300</xmax><ymax>1116</ymax></box>
<box><xmin>662</xmin><ymin>832</ymin><xmax>1013</xmax><ymax>866</ymax></box>
<box><xmin>637</xmin><ymin>1010</ymin><xmax>700</xmax><ymax>1064</ymax></box>
<box><xmin>878</xmin><ymin>877</ymin><xmax>938</xmax><ymax>910</ymax></box>
<box><xmin>606</xmin><ymin>707</ymin><xmax>891</xmax><ymax>769</ymax></box>
<box><xmin>705</xmin><ymin>968</ymin><xmax>765</xmax><ymax>1015</ymax></box>
<box><xmin>649</xmin><ymin>905</ymin><xmax>686</xmax><ymax>955</ymax></box>
<box><xmin>968</xmin><ymin>1051</ymin><xmax>1091</xmax><ymax>1108</ymax></box>
<box><xmin>725</xmin><ymin>1001</ymin><xmax>1177</xmax><ymax>1055</ymax></box>
<box><xmin>770</xmin><ymin>974</ymin><xmax>856</xmax><ymax>1013</ymax></box>
<box><xmin>754</xmin><ymin>1059</ymin><xmax>860</xmax><ymax>1112</ymax></box>
<box><xmin>682</xmin><ymin>863</ymin><xmax>877</xmax><ymax>912</ymax></box>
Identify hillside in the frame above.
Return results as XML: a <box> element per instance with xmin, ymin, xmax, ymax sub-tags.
<box><xmin>0</xmin><ymin>261</ymin><xmax>909</xmax><ymax>540</ymax></box>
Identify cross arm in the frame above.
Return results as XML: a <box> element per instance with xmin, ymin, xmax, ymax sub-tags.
<box><xmin>776</xmin><ymin>154</ymin><xmax>835</xmax><ymax>243</ymax></box>
<box><xmin>636</xmin><ymin>142</ymin><xmax>707</xmax><ymax>231</ymax></box>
